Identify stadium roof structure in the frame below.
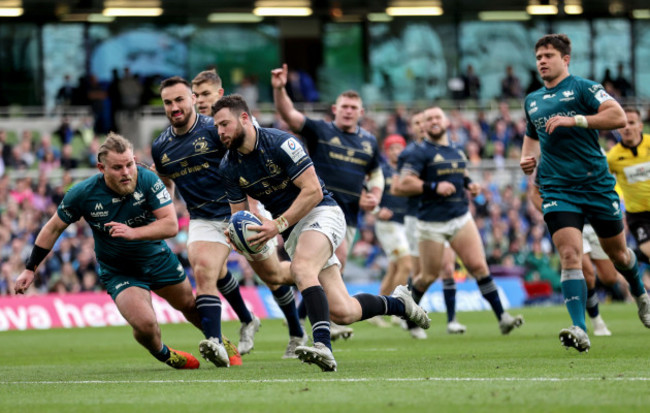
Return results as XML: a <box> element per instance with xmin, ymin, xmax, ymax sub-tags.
<box><xmin>6</xmin><ymin>0</ymin><xmax>650</xmax><ymax>23</ymax></box>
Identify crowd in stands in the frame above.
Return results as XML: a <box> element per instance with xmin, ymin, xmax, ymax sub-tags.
<box><xmin>1</xmin><ymin>64</ymin><xmax>647</xmax><ymax>302</ymax></box>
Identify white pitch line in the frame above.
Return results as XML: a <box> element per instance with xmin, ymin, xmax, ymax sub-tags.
<box><xmin>1</xmin><ymin>377</ymin><xmax>649</xmax><ymax>385</ymax></box>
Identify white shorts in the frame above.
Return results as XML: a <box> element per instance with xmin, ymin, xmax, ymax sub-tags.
<box><xmin>188</xmin><ymin>219</ymin><xmax>230</xmax><ymax>247</ymax></box>
<box><xmin>404</xmin><ymin>215</ymin><xmax>420</xmax><ymax>257</ymax></box>
<box><xmin>583</xmin><ymin>223</ymin><xmax>608</xmax><ymax>260</ymax></box>
<box><xmin>188</xmin><ymin>217</ymin><xmax>277</xmax><ymax>262</ymax></box>
<box><xmin>375</xmin><ymin>220</ymin><xmax>410</xmax><ymax>262</ymax></box>
<box><xmin>417</xmin><ymin>211</ymin><xmax>472</xmax><ymax>244</ymax></box>
<box><xmin>284</xmin><ymin>206</ymin><xmax>345</xmax><ymax>270</ymax></box>
<box><xmin>345</xmin><ymin>225</ymin><xmax>357</xmax><ymax>254</ymax></box>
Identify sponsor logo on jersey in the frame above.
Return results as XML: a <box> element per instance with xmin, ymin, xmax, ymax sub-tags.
<box><xmin>361</xmin><ymin>141</ymin><xmax>373</xmax><ymax>154</ymax></box>
<box><xmin>266</xmin><ymin>161</ymin><xmax>280</xmax><ymax>175</ymax></box>
<box><xmin>193</xmin><ymin>137</ymin><xmax>209</xmax><ymax>153</ymax></box>
<box><xmin>95</xmin><ymin>203</ymin><xmax>103</xmax><ymax>210</ymax></box>
<box><xmin>180</xmin><ymin>160</ymin><xmax>188</xmax><ymax>167</ymax></box>
<box><xmin>161</xmin><ymin>154</ymin><xmax>170</xmax><ymax>164</ymax></box>
<box><xmin>543</xmin><ymin>93</ymin><xmax>555</xmax><ymax>99</ymax></box>
<box><xmin>612</xmin><ymin>201</ymin><xmax>621</xmax><ymax>216</ymax></box>
<box><xmin>560</xmin><ymin>90</ymin><xmax>575</xmax><ymax>102</ymax></box>
<box><xmin>595</xmin><ymin>89</ymin><xmax>613</xmax><ymax>104</ymax></box>
<box><xmin>133</xmin><ymin>190</ymin><xmax>146</xmax><ymax>206</ymax></box>
<box><xmin>530</xmin><ymin>101</ymin><xmax>537</xmax><ymax>107</ymax></box>
<box><xmin>90</xmin><ymin>202</ymin><xmax>109</xmax><ymax>218</ymax></box>
<box><xmin>112</xmin><ymin>197</ymin><xmax>123</xmax><ymax>203</ymax></box>
<box><xmin>156</xmin><ymin>188</ymin><xmax>171</xmax><ymax>204</ymax></box>
<box><xmin>281</xmin><ymin>137</ymin><xmax>306</xmax><ymax>162</ymax></box>
<box><xmin>528</xmin><ymin>100</ymin><xmax>538</xmax><ymax>114</ymax></box>
<box><xmin>623</xmin><ymin>161</ymin><xmax>650</xmax><ymax>184</ymax></box>
<box><xmin>433</xmin><ymin>154</ymin><xmax>445</xmax><ymax>163</ymax></box>
<box><xmin>152</xmin><ymin>180</ymin><xmax>165</xmax><ymax>193</ymax></box>
<box><xmin>330</xmin><ymin>137</ymin><xmax>341</xmax><ymax>146</ymax></box>
<box><xmin>239</xmin><ymin>177</ymin><xmax>249</xmax><ymax>186</ymax></box>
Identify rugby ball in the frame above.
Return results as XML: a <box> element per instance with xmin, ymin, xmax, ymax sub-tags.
<box><xmin>228</xmin><ymin>210</ymin><xmax>265</xmax><ymax>255</ymax></box>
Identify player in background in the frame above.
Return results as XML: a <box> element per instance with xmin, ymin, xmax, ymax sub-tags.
<box><xmin>272</xmin><ymin>63</ymin><xmax>383</xmax><ymax>339</ymax></box>
<box><xmin>520</xmin><ymin>34</ymin><xmax>650</xmax><ymax>352</ymax></box>
<box><xmin>607</xmin><ymin>107</ymin><xmax>650</xmax><ymax>267</ymax></box>
<box><xmin>191</xmin><ymin>70</ymin><xmax>307</xmax><ymax>359</ymax></box>
<box><xmin>392</xmin><ymin>111</ymin><xmax>466</xmax><ymax>339</ymax></box>
<box><xmin>215</xmin><ymin>94</ymin><xmax>430</xmax><ymax>372</ymax></box>
<box><xmin>396</xmin><ymin>106</ymin><xmax>524</xmax><ymax>336</ymax></box>
<box><xmin>367</xmin><ymin>134</ymin><xmax>411</xmax><ymax>328</ymax></box>
<box><xmin>15</xmin><ymin>133</ymin><xmax>201</xmax><ymax>370</ymax></box>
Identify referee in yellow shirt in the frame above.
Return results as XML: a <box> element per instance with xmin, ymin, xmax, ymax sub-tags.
<box><xmin>607</xmin><ymin>106</ymin><xmax>650</xmax><ymax>263</ymax></box>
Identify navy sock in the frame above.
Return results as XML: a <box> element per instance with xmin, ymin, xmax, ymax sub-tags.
<box><xmin>302</xmin><ymin>285</ymin><xmax>332</xmax><ymax>350</ymax></box>
<box><xmin>196</xmin><ymin>294</ymin><xmax>222</xmax><ymax>341</ymax></box>
<box><xmin>297</xmin><ymin>297</ymin><xmax>307</xmax><ymax>319</ymax></box>
<box><xmin>352</xmin><ymin>293</ymin><xmax>405</xmax><ymax>320</ymax></box>
<box><xmin>405</xmin><ymin>283</ymin><xmax>426</xmax><ymax>329</ymax></box>
<box><xmin>561</xmin><ymin>269</ymin><xmax>587</xmax><ymax>332</ymax></box>
<box><xmin>151</xmin><ymin>343</ymin><xmax>171</xmax><ymax>362</ymax></box>
<box><xmin>586</xmin><ymin>288</ymin><xmax>600</xmax><ymax>318</ymax></box>
<box><xmin>272</xmin><ymin>285</ymin><xmax>304</xmax><ymax>337</ymax></box>
<box><xmin>615</xmin><ymin>249</ymin><xmax>646</xmax><ymax>297</ymax></box>
<box><xmin>443</xmin><ymin>278</ymin><xmax>457</xmax><ymax>323</ymax></box>
<box><xmin>217</xmin><ymin>271</ymin><xmax>253</xmax><ymax>323</ymax></box>
<box><xmin>477</xmin><ymin>275</ymin><xmax>504</xmax><ymax>320</ymax></box>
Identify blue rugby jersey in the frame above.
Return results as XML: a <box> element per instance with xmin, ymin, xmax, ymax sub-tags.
<box><xmin>219</xmin><ymin>127</ymin><xmax>338</xmax><ymax>238</ymax></box>
<box><xmin>397</xmin><ymin>141</ymin><xmax>422</xmax><ymax>218</ymax></box>
<box><xmin>299</xmin><ymin>118</ymin><xmax>381</xmax><ymax>226</ymax></box>
<box><xmin>151</xmin><ymin>114</ymin><xmax>231</xmax><ymax>221</ymax></box>
<box><xmin>400</xmin><ymin>139</ymin><xmax>469</xmax><ymax>222</ymax></box>
<box><xmin>525</xmin><ymin>74</ymin><xmax>616</xmax><ymax>190</ymax></box>
<box><xmin>378</xmin><ymin>159</ymin><xmax>408</xmax><ymax>224</ymax></box>
<box><xmin>57</xmin><ymin>167</ymin><xmax>173</xmax><ymax>266</ymax></box>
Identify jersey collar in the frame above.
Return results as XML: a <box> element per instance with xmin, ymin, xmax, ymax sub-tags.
<box><xmin>330</xmin><ymin>121</ymin><xmax>360</xmax><ymax>135</ymax></box>
<box><xmin>170</xmin><ymin>113</ymin><xmax>200</xmax><ymax>137</ymax></box>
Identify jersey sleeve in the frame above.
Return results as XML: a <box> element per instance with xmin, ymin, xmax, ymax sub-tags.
<box><xmin>524</xmin><ymin>96</ymin><xmax>539</xmax><ymax>140</ymax></box>
<box><xmin>578</xmin><ymin>79</ymin><xmax>615</xmax><ymax>113</ymax></box>
<box><xmin>57</xmin><ymin>183</ymin><xmax>84</xmax><ymax>224</ymax></box>
<box><xmin>400</xmin><ymin>147</ymin><xmax>425</xmax><ymax>178</ymax></box>
<box><xmin>276</xmin><ymin>135</ymin><xmax>313</xmax><ymax>181</ymax></box>
<box><xmin>141</xmin><ymin>168</ymin><xmax>172</xmax><ymax>210</ymax></box>
<box><xmin>367</xmin><ymin>137</ymin><xmax>381</xmax><ymax>173</ymax></box>
<box><xmin>219</xmin><ymin>157</ymin><xmax>247</xmax><ymax>204</ymax></box>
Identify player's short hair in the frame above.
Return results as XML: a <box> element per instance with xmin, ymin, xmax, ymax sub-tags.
<box><xmin>623</xmin><ymin>105</ymin><xmax>642</xmax><ymax>118</ymax></box>
<box><xmin>160</xmin><ymin>76</ymin><xmax>191</xmax><ymax>93</ymax></box>
<box><xmin>336</xmin><ymin>90</ymin><xmax>363</xmax><ymax>106</ymax></box>
<box><xmin>535</xmin><ymin>34</ymin><xmax>571</xmax><ymax>56</ymax></box>
<box><xmin>97</xmin><ymin>132</ymin><xmax>133</xmax><ymax>163</ymax></box>
<box><xmin>192</xmin><ymin>69</ymin><xmax>222</xmax><ymax>89</ymax></box>
<box><xmin>212</xmin><ymin>94</ymin><xmax>251</xmax><ymax>119</ymax></box>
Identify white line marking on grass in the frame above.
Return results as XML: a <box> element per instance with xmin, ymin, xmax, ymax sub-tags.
<box><xmin>2</xmin><ymin>377</ymin><xmax>649</xmax><ymax>385</ymax></box>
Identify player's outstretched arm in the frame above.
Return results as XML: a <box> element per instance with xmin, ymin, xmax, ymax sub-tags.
<box><xmin>271</xmin><ymin>63</ymin><xmax>306</xmax><ymax>132</ymax></box>
<box><xmin>14</xmin><ymin>214</ymin><xmax>69</xmax><ymax>294</ymax></box>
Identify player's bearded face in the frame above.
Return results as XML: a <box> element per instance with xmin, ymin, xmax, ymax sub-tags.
<box><xmin>100</xmin><ymin>151</ymin><xmax>138</xmax><ymax>196</ymax></box>
<box><xmin>229</xmin><ymin>121</ymin><xmax>246</xmax><ymax>150</ymax></box>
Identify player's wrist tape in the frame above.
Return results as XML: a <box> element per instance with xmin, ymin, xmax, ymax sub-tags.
<box><xmin>25</xmin><ymin>245</ymin><xmax>50</xmax><ymax>272</ymax></box>
<box><xmin>574</xmin><ymin>115</ymin><xmax>588</xmax><ymax>128</ymax></box>
<box><xmin>421</xmin><ymin>181</ymin><xmax>438</xmax><ymax>198</ymax></box>
<box><xmin>274</xmin><ymin>215</ymin><xmax>289</xmax><ymax>233</ymax></box>
<box><xmin>463</xmin><ymin>176</ymin><xmax>473</xmax><ymax>189</ymax></box>
<box><xmin>371</xmin><ymin>206</ymin><xmax>381</xmax><ymax>215</ymax></box>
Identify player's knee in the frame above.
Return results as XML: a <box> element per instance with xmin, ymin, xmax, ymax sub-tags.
<box><xmin>329</xmin><ymin>305</ymin><xmax>355</xmax><ymax>325</ymax></box>
<box><xmin>558</xmin><ymin>246</ymin><xmax>582</xmax><ymax>267</ymax></box>
<box><xmin>132</xmin><ymin>317</ymin><xmax>159</xmax><ymax>338</ymax></box>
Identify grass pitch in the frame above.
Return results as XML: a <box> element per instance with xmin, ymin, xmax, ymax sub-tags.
<box><xmin>1</xmin><ymin>303</ymin><xmax>649</xmax><ymax>413</ymax></box>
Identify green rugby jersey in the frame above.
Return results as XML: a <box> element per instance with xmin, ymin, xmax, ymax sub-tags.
<box><xmin>57</xmin><ymin>166</ymin><xmax>173</xmax><ymax>267</ymax></box>
<box><xmin>524</xmin><ymin>74</ymin><xmax>615</xmax><ymax>189</ymax></box>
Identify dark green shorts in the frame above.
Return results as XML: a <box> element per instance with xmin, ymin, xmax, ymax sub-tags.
<box><xmin>98</xmin><ymin>252</ymin><xmax>187</xmax><ymax>300</ymax></box>
<box><xmin>540</xmin><ymin>185</ymin><xmax>623</xmax><ymax>222</ymax></box>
